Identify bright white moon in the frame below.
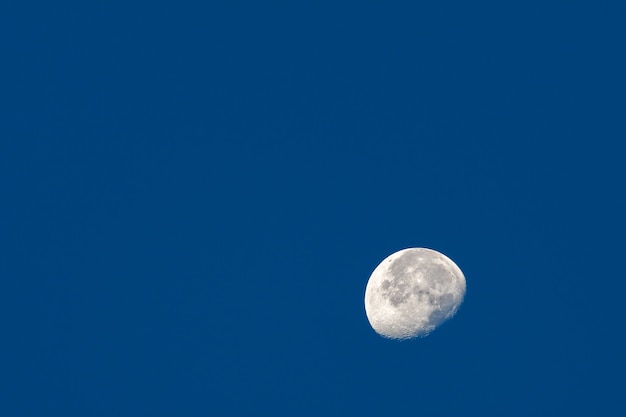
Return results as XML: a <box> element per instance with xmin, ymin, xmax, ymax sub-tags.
<box><xmin>364</xmin><ymin>248</ymin><xmax>466</xmax><ymax>340</ymax></box>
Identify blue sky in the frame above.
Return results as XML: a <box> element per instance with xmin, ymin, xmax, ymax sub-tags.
<box><xmin>2</xmin><ymin>2</ymin><xmax>625</xmax><ymax>415</ymax></box>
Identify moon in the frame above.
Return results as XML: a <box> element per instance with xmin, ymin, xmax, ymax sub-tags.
<box><xmin>364</xmin><ymin>248</ymin><xmax>466</xmax><ymax>339</ymax></box>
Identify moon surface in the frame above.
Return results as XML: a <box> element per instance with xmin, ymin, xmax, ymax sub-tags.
<box><xmin>364</xmin><ymin>248</ymin><xmax>466</xmax><ymax>340</ymax></box>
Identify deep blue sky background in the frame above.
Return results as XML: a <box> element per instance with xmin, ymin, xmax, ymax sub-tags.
<box><xmin>2</xmin><ymin>1</ymin><xmax>625</xmax><ymax>415</ymax></box>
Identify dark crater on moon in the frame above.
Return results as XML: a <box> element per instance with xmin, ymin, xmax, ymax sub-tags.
<box><xmin>381</xmin><ymin>279</ymin><xmax>411</xmax><ymax>306</ymax></box>
<box><xmin>427</xmin><ymin>293</ymin><xmax>455</xmax><ymax>326</ymax></box>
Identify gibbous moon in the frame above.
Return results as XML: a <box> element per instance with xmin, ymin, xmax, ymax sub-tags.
<box><xmin>364</xmin><ymin>248</ymin><xmax>466</xmax><ymax>340</ymax></box>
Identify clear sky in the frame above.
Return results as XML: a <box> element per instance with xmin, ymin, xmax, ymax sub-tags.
<box><xmin>2</xmin><ymin>2</ymin><xmax>625</xmax><ymax>415</ymax></box>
